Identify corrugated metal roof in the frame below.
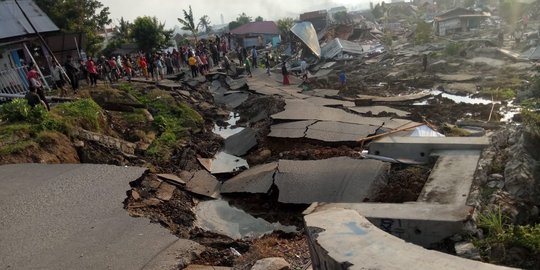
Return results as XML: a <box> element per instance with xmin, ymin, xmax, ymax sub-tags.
<box><xmin>230</xmin><ymin>21</ymin><xmax>279</xmax><ymax>35</ymax></box>
<box><xmin>0</xmin><ymin>0</ymin><xmax>59</xmax><ymax>41</ymax></box>
<box><xmin>291</xmin><ymin>22</ymin><xmax>321</xmax><ymax>58</ymax></box>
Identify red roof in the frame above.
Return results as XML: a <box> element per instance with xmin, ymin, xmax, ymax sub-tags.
<box><xmin>230</xmin><ymin>21</ymin><xmax>279</xmax><ymax>35</ymax></box>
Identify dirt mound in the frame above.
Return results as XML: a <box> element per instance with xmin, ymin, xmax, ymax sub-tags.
<box><xmin>0</xmin><ymin>132</ymin><xmax>79</xmax><ymax>165</ymax></box>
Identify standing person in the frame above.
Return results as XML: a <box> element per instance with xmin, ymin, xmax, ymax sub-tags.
<box><xmin>139</xmin><ymin>55</ymin><xmax>149</xmax><ymax>80</ymax></box>
<box><xmin>237</xmin><ymin>46</ymin><xmax>243</xmax><ymax>65</ymax></box>
<box><xmin>26</xmin><ymin>63</ymin><xmax>50</xmax><ymax>111</ymax></box>
<box><xmin>244</xmin><ymin>56</ymin><xmax>252</xmax><ymax>77</ymax></box>
<box><xmin>108</xmin><ymin>56</ymin><xmax>119</xmax><ymax>82</ymax></box>
<box><xmin>51</xmin><ymin>62</ymin><xmax>67</xmax><ymax>96</ymax></box>
<box><xmin>123</xmin><ymin>56</ymin><xmax>133</xmax><ymax>82</ymax></box>
<box><xmin>64</xmin><ymin>55</ymin><xmax>80</xmax><ymax>93</ymax></box>
<box><xmin>338</xmin><ymin>70</ymin><xmax>347</xmax><ymax>88</ymax></box>
<box><xmin>300</xmin><ymin>59</ymin><xmax>308</xmax><ymax>81</ymax></box>
<box><xmin>251</xmin><ymin>46</ymin><xmax>258</xmax><ymax>68</ymax></box>
<box><xmin>422</xmin><ymin>54</ymin><xmax>428</xmax><ymax>72</ymax></box>
<box><xmin>24</xmin><ymin>87</ymin><xmax>47</xmax><ymax>109</ymax></box>
<box><xmin>79</xmin><ymin>59</ymin><xmax>89</xmax><ymax>85</ymax></box>
<box><xmin>264</xmin><ymin>53</ymin><xmax>271</xmax><ymax>76</ymax></box>
<box><xmin>188</xmin><ymin>53</ymin><xmax>198</xmax><ymax>78</ymax></box>
<box><xmin>86</xmin><ymin>57</ymin><xmax>98</xmax><ymax>87</ymax></box>
<box><xmin>281</xmin><ymin>62</ymin><xmax>290</xmax><ymax>85</ymax></box>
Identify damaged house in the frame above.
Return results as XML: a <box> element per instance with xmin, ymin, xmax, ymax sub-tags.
<box><xmin>230</xmin><ymin>21</ymin><xmax>280</xmax><ymax>48</ymax></box>
<box><xmin>0</xmin><ymin>0</ymin><xmax>59</xmax><ymax>95</ymax></box>
<box><xmin>434</xmin><ymin>7</ymin><xmax>490</xmax><ymax>36</ymax></box>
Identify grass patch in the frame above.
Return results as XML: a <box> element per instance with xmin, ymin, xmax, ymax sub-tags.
<box><xmin>474</xmin><ymin>208</ymin><xmax>540</xmax><ymax>268</ymax></box>
<box><xmin>0</xmin><ymin>139</ymin><xmax>37</xmax><ymax>156</ymax></box>
<box><xmin>117</xmin><ymin>83</ymin><xmax>203</xmax><ymax>162</ymax></box>
<box><xmin>482</xmin><ymin>87</ymin><xmax>516</xmax><ymax>101</ymax></box>
<box><xmin>51</xmin><ymin>99</ymin><xmax>103</xmax><ymax>131</ymax></box>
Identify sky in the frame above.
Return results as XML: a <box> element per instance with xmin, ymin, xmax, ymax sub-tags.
<box><xmin>100</xmin><ymin>0</ymin><xmax>375</xmax><ymax>29</ymax></box>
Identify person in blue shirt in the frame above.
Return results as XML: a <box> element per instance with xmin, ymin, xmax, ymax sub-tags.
<box><xmin>338</xmin><ymin>70</ymin><xmax>346</xmax><ymax>88</ymax></box>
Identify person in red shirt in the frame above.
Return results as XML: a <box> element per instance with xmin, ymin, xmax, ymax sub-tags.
<box><xmin>86</xmin><ymin>57</ymin><xmax>98</xmax><ymax>87</ymax></box>
<box><xmin>26</xmin><ymin>63</ymin><xmax>50</xmax><ymax>110</ymax></box>
<box><xmin>139</xmin><ymin>54</ymin><xmax>149</xmax><ymax>80</ymax></box>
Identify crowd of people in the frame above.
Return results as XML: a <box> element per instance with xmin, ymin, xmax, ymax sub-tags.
<box><xmin>23</xmin><ymin>36</ymin><xmax>300</xmax><ymax>110</ymax></box>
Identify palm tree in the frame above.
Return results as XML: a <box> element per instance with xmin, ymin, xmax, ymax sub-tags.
<box><xmin>114</xmin><ymin>17</ymin><xmax>131</xmax><ymax>42</ymax></box>
<box><xmin>198</xmin><ymin>15</ymin><xmax>212</xmax><ymax>33</ymax></box>
<box><xmin>178</xmin><ymin>5</ymin><xmax>198</xmax><ymax>44</ymax></box>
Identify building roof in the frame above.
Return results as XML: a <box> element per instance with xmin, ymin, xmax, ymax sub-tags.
<box><xmin>300</xmin><ymin>10</ymin><xmax>328</xmax><ymax>20</ymax></box>
<box><xmin>436</xmin><ymin>7</ymin><xmax>475</xmax><ymax>20</ymax></box>
<box><xmin>0</xmin><ymin>0</ymin><xmax>59</xmax><ymax>41</ymax></box>
<box><xmin>230</xmin><ymin>21</ymin><xmax>279</xmax><ymax>35</ymax></box>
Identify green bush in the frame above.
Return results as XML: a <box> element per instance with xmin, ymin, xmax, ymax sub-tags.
<box><xmin>415</xmin><ymin>21</ymin><xmax>433</xmax><ymax>44</ymax></box>
<box><xmin>52</xmin><ymin>99</ymin><xmax>102</xmax><ymax>131</ymax></box>
<box><xmin>0</xmin><ymin>98</ymin><xmax>31</xmax><ymax>122</ymax></box>
<box><xmin>444</xmin><ymin>42</ymin><xmax>463</xmax><ymax>56</ymax></box>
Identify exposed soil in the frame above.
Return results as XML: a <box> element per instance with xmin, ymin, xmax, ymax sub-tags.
<box><xmin>0</xmin><ymin>132</ymin><xmax>79</xmax><ymax>165</ymax></box>
<box><xmin>372</xmin><ymin>163</ymin><xmax>433</xmax><ymax>203</ymax></box>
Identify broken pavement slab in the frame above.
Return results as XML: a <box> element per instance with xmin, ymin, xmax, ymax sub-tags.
<box><xmin>185</xmin><ymin>170</ymin><xmax>221</xmax><ymax>198</ymax></box>
<box><xmin>221</xmin><ymin>162</ymin><xmax>278</xmax><ymax>194</ymax></box>
<box><xmin>437</xmin><ymin>74</ymin><xmax>478</xmax><ymax>82</ymax></box>
<box><xmin>308</xmin><ymin>88</ymin><xmax>340</xmax><ymax>97</ymax></box>
<box><xmin>304</xmin><ymin>208</ymin><xmax>515</xmax><ymax>270</ymax></box>
<box><xmin>223</xmin><ymin>128</ymin><xmax>257</xmax><ymax>156</ymax></box>
<box><xmin>271</xmin><ymin>99</ymin><xmax>417</xmax><ymax>129</ymax></box>
<box><xmin>275</xmin><ymin>157</ymin><xmax>389</xmax><ymax>204</ymax></box>
<box><xmin>357</xmin><ymin>92</ymin><xmax>431</xmax><ymax>103</ymax></box>
<box><xmin>157</xmin><ymin>173</ymin><xmax>187</xmax><ymax>186</ymax></box>
<box><xmin>269</xmin><ymin>120</ymin><xmax>317</xmax><ymax>139</ymax></box>
<box><xmin>184</xmin><ymin>266</ymin><xmax>232</xmax><ymax>270</ymax></box>
<box><xmin>306</xmin><ymin>121</ymin><xmax>380</xmax><ymax>142</ymax></box>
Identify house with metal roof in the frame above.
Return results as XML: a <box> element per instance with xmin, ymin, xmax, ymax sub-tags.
<box><xmin>230</xmin><ymin>21</ymin><xmax>280</xmax><ymax>49</ymax></box>
<box><xmin>0</xmin><ymin>0</ymin><xmax>61</xmax><ymax>97</ymax></box>
<box><xmin>434</xmin><ymin>7</ymin><xmax>490</xmax><ymax>36</ymax></box>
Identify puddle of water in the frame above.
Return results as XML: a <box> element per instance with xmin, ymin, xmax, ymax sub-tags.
<box><xmin>199</xmin><ymin>151</ymin><xmax>249</xmax><ymax>174</ymax></box>
<box><xmin>413</xmin><ymin>90</ymin><xmax>500</xmax><ymax>105</ymax></box>
<box><xmin>213</xmin><ymin>112</ymin><xmax>244</xmax><ymax>139</ymax></box>
<box><xmin>500</xmin><ymin>100</ymin><xmax>521</xmax><ymax>122</ymax></box>
<box><xmin>432</xmin><ymin>90</ymin><xmax>499</xmax><ymax>105</ymax></box>
<box><xmin>194</xmin><ymin>200</ymin><xmax>297</xmax><ymax>240</ymax></box>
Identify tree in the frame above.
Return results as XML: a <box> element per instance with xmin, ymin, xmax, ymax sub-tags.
<box><xmin>34</xmin><ymin>0</ymin><xmax>111</xmax><ymax>55</ymax></box>
<box><xmin>414</xmin><ymin>20</ymin><xmax>432</xmax><ymax>44</ymax></box>
<box><xmin>114</xmin><ymin>17</ymin><xmax>132</xmax><ymax>42</ymax></box>
<box><xmin>229</xmin><ymin>12</ymin><xmax>252</xmax><ymax>30</ymax></box>
<box><xmin>277</xmin><ymin>17</ymin><xmax>294</xmax><ymax>42</ymax></box>
<box><xmin>178</xmin><ymin>5</ymin><xmax>198</xmax><ymax>44</ymax></box>
<box><xmin>255</xmin><ymin>16</ymin><xmax>264</xmax><ymax>22</ymax></box>
<box><xmin>131</xmin><ymin>16</ymin><xmax>172</xmax><ymax>52</ymax></box>
<box><xmin>198</xmin><ymin>15</ymin><xmax>212</xmax><ymax>33</ymax></box>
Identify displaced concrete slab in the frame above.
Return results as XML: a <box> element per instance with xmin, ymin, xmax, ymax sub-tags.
<box><xmin>223</xmin><ymin>128</ymin><xmax>257</xmax><ymax>156</ymax></box>
<box><xmin>437</xmin><ymin>74</ymin><xmax>478</xmax><ymax>82</ymax></box>
<box><xmin>350</xmin><ymin>106</ymin><xmax>410</xmax><ymax>117</ymax></box>
<box><xmin>221</xmin><ymin>162</ymin><xmax>278</xmax><ymax>194</ymax></box>
<box><xmin>306</xmin><ymin>121</ymin><xmax>379</xmax><ymax>142</ymax></box>
<box><xmin>0</xmin><ymin>164</ymin><xmax>194</xmax><ymax>270</ymax></box>
<box><xmin>198</xmin><ymin>152</ymin><xmax>249</xmax><ymax>174</ymax></box>
<box><xmin>185</xmin><ymin>170</ymin><xmax>221</xmax><ymax>198</ymax></box>
<box><xmin>142</xmin><ymin>239</ymin><xmax>205</xmax><ymax>270</ymax></box>
<box><xmin>275</xmin><ymin>157</ymin><xmax>389</xmax><ymax>204</ymax></box>
<box><xmin>308</xmin><ymin>89</ymin><xmax>340</xmax><ymax>97</ymax></box>
<box><xmin>271</xmin><ymin>99</ymin><xmax>416</xmax><ymax>129</ymax></box>
<box><xmin>307</xmin><ymin>202</ymin><xmax>472</xmax><ymax>247</ymax></box>
<box><xmin>220</xmin><ymin>92</ymin><xmax>249</xmax><ymax>109</ymax></box>
<box><xmin>304</xmin><ymin>96</ymin><xmax>355</xmax><ymax>107</ymax></box>
<box><xmin>226</xmin><ymin>77</ymin><xmax>248</xmax><ymax>90</ymax></box>
<box><xmin>419</xmin><ymin>150</ymin><xmax>482</xmax><ymax>205</ymax></box>
<box><xmin>368</xmin><ymin>136</ymin><xmax>489</xmax><ymax>163</ymax></box>
<box><xmin>357</xmin><ymin>92</ymin><xmax>431</xmax><ymax>102</ymax></box>
<box><xmin>194</xmin><ymin>200</ymin><xmax>296</xmax><ymax>240</ymax></box>
<box><xmin>466</xmin><ymin>57</ymin><xmax>505</xmax><ymax>68</ymax></box>
<box><xmin>268</xmin><ymin>120</ymin><xmax>317</xmax><ymax>139</ymax></box>
<box><xmin>157</xmin><ymin>173</ymin><xmax>186</xmax><ymax>186</ymax></box>
<box><xmin>304</xmin><ymin>208</ymin><xmax>515</xmax><ymax>270</ymax></box>
<box><xmin>444</xmin><ymin>83</ymin><xmax>478</xmax><ymax>94</ymax></box>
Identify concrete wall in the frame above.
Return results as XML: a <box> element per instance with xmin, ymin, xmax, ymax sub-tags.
<box><xmin>75</xmin><ymin>129</ymin><xmax>136</xmax><ymax>155</ymax></box>
<box><xmin>368</xmin><ymin>137</ymin><xmax>489</xmax><ymax>163</ymax></box>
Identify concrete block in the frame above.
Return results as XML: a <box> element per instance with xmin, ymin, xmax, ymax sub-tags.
<box><xmin>304</xmin><ymin>208</ymin><xmax>515</xmax><ymax>270</ymax></box>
